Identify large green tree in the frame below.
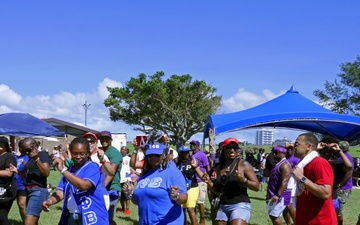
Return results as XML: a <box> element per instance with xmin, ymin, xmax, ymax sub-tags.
<box><xmin>314</xmin><ymin>55</ymin><xmax>360</xmax><ymax>116</ymax></box>
<box><xmin>104</xmin><ymin>71</ymin><xmax>222</xmax><ymax>147</ymax></box>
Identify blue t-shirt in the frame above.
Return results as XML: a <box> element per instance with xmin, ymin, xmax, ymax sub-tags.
<box><xmin>57</xmin><ymin>161</ymin><xmax>108</xmax><ymax>225</ymax></box>
<box><xmin>15</xmin><ymin>154</ymin><xmax>29</xmax><ymax>190</ymax></box>
<box><xmin>133</xmin><ymin>163</ymin><xmax>187</xmax><ymax>225</ymax></box>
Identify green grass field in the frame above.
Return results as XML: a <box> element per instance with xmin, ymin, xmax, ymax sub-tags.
<box><xmin>7</xmin><ymin>170</ymin><xmax>360</xmax><ymax>225</ymax></box>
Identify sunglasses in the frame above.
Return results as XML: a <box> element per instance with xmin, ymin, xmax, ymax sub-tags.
<box><xmin>87</xmin><ymin>139</ymin><xmax>96</xmax><ymax>144</ymax></box>
<box><xmin>225</xmin><ymin>145</ymin><xmax>239</xmax><ymax>150</ymax></box>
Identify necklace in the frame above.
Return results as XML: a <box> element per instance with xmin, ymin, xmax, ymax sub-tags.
<box><xmin>225</xmin><ymin>158</ymin><xmax>237</xmax><ymax>172</ymax></box>
<box><xmin>226</xmin><ymin>165</ymin><xmax>231</xmax><ymax>172</ymax></box>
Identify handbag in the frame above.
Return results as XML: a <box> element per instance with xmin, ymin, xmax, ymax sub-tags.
<box><xmin>211</xmin><ymin>195</ymin><xmax>222</xmax><ymax>210</ymax></box>
<box><xmin>0</xmin><ymin>180</ymin><xmax>16</xmax><ymax>204</ymax></box>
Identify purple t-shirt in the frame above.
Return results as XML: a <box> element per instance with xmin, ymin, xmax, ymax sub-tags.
<box><xmin>268</xmin><ymin>158</ymin><xmax>291</xmax><ymax>205</ymax></box>
<box><xmin>192</xmin><ymin>149</ymin><xmax>209</xmax><ymax>183</ymax></box>
<box><xmin>336</xmin><ymin>152</ymin><xmax>354</xmax><ymax>190</ymax></box>
<box><xmin>286</xmin><ymin>154</ymin><xmax>300</xmax><ymax>169</ymax></box>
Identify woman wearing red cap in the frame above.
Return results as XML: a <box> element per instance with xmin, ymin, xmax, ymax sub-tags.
<box><xmin>191</xmin><ymin>137</ymin><xmax>259</xmax><ymax>225</ymax></box>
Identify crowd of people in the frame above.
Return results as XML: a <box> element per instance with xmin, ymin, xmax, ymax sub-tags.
<box><xmin>0</xmin><ymin>131</ymin><xmax>358</xmax><ymax>224</ymax></box>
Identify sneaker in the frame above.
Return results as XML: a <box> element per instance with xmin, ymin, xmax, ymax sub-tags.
<box><xmin>124</xmin><ymin>209</ymin><xmax>130</xmax><ymax>215</ymax></box>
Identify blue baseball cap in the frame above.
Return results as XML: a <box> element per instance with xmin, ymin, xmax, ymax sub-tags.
<box><xmin>145</xmin><ymin>144</ymin><xmax>166</xmax><ymax>155</ymax></box>
<box><xmin>179</xmin><ymin>146</ymin><xmax>190</xmax><ymax>152</ymax></box>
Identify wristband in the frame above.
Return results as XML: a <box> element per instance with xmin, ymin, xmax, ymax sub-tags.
<box><xmin>193</xmin><ymin>166</ymin><xmax>199</xmax><ymax>169</ymax></box>
<box><xmin>101</xmin><ymin>160</ymin><xmax>107</xmax><ymax>164</ymax></box>
<box><xmin>47</xmin><ymin>198</ymin><xmax>53</xmax><ymax>205</ymax></box>
<box><xmin>243</xmin><ymin>177</ymin><xmax>248</xmax><ymax>184</ymax></box>
<box><xmin>171</xmin><ymin>192</ymin><xmax>180</xmax><ymax>201</ymax></box>
<box><xmin>60</xmin><ymin>167</ymin><xmax>68</xmax><ymax>174</ymax></box>
<box><xmin>275</xmin><ymin>193</ymin><xmax>281</xmax><ymax>198</ymax></box>
<box><xmin>133</xmin><ymin>150</ymin><xmax>137</xmax><ymax>154</ymax></box>
<box><xmin>34</xmin><ymin>158</ymin><xmax>40</xmax><ymax>163</ymax></box>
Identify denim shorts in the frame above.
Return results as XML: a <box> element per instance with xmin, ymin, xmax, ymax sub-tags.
<box><xmin>216</xmin><ymin>202</ymin><xmax>251</xmax><ymax>223</ymax></box>
<box><xmin>108</xmin><ymin>190</ymin><xmax>121</xmax><ymax>219</ymax></box>
<box><xmin>26</xmin><ymin>187</ymin><xmax>49</xmax><ymax>217</ymax></box>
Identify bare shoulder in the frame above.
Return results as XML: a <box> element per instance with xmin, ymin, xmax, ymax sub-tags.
<box><xmin>239</xmin><ymin>159</ymin><xmax>252</xmax><ymax>168</ymax></box>
<box><xmin>281</xmin><ymin>161</ymin><xmax>292</xmax><ymax>171</ymax></box>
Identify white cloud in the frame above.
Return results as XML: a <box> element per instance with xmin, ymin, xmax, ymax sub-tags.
<box><xmin>0</xmin><ymin>84</ymin><xmax>22</xmax><ymax>107</ymax></box>
<box><xmin>0</xmin><ymin>78</ymin><xmax>129</xmax><ymax>136</ymax></box>
<box><xmin>97</xmin><ymin>78</ymin><xmax>123</xmax><ymax>100</ymax></box>
<box><xmin>222</xmin><ymin>88</ymin><xmax>284</xmax><ymax>113</ymax></box>
<box><xmin>0</xmin><ymin>81</ymin><xmax>303</xmax><ymax>144</ymax></box>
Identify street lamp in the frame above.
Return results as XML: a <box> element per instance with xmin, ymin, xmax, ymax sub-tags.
<box><xmin>83</xmin><ymin>100</ymin><xmax>91</xmax><ymax>126</ymax></box>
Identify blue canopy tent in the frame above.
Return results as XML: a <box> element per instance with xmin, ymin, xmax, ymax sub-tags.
<box><xmin>0</xmin><ymin>112</ymin><xmax>65</xmax><ymax>137</ymax></box>
<box><xmin>204</xmin><ymin>86</ymin><xmax>360</xmax><ymax>142</ymax></box>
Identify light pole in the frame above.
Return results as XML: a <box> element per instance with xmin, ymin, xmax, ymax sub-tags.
<box><xmin>83</xmin><ymin>100</ymin><xmax>91</xmax><ymax>126</ymax></box>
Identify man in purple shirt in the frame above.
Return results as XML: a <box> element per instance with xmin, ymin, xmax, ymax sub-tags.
<box><xmin>336</xmin><ymin>141</ymin><xmax>354</xmax><ymax>225</ymax></box>
<box><xmin>190</xmin><ymin>140</ymin><xmax>210</xmax><ymax>225</ymax></box>
<box><xmin>283</xmin><ymin>144</ymin><xmax>300</xmax><ymax>225</ymax></box>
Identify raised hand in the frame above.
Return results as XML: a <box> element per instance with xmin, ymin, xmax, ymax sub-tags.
<box><xmin>9</xmin><ymin>163</ymin><xmax>18</xmax><ymax>174</ymax></box>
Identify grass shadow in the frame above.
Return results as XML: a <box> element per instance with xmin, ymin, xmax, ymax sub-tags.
<box><xmin>9</xmin><ymin>219</ymin><xmax>23</xmax><ymax>225</ymax></box>
<box><xmin>116</xmin><ymin>214</ymin><xmax>138</xmax><ymax>225</ymax></box>
<box><xmin>250</xmin><ymin>196</ymin><xmax>266</xmax><ymax>201</ymax></box>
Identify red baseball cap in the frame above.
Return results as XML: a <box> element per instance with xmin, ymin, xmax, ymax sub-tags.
<box><xmin>83</xmin><ymin>132</ymin><xmax>98</xmax><ymax>140</ymax></box>
<box><xmin>222</xmin><ymin>138</ymin><xmax>239</xmax><ymax>147</ymax></box>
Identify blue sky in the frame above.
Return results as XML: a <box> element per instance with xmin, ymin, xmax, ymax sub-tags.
<box><xmin>1</xmin><ymin>1</ymin><xmax>359</xmax><ymax>144</ymax></box>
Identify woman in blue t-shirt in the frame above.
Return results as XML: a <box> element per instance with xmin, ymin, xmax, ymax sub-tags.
<box><xmin>130</xmin><ymin>144</ymin><xmax>188</xmax><ymax>225</ymax></box>
<box><xmin>41</xmin><ymin>137</ymin><xmax>108</xmax><ymax>225</ymax></box>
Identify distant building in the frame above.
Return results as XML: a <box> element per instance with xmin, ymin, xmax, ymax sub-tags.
<box><xmin>111</xmin><ymin>133</ymin><xmax>127</xmax><ymax>150</ymax></box>
<box><xmin>255</xmin><ymin>129</ymin><xmax>273</xmax><ymax>145</ymax></box>
<box><xmin>274</xmin><ymin>137</ymin><xmax>292</xmax><ymax>147</ymax></box>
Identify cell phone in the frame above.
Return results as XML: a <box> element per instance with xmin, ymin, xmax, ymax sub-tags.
<box><xmin>170</xmin><ymin>149</ymin><xmax>173</xmax><ymax>154</ymax></box>
<box><xmin>136</xmin><ymin>135</ymin><xmax>147</xmax><ymax>146</ymax></box>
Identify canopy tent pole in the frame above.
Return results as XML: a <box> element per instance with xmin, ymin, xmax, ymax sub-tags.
<box><xmin>10</xmin><ymin>136</ymin><xmax>15</xmax><ymax>152</ymax></box>
<box><xmin>208</xmin><ymin>128</ymin><xmax>215</xmax><ymax>154</ymax></box>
